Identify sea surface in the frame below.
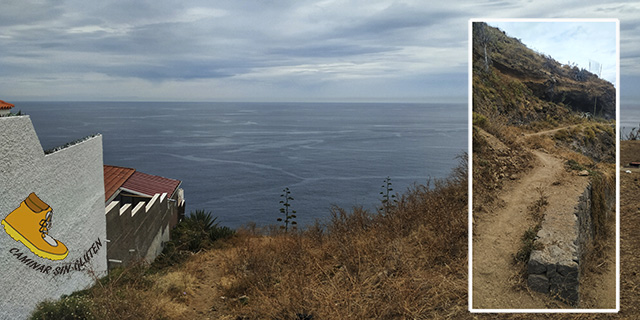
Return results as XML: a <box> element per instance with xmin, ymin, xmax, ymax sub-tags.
<box><xmin>621</xmin><ymin>104</ymin><xmax>640</xmax><ymax>138</ymax></box>
<box><xmin>19</xmin><ymin>102</ymin><xmax>467</xmax><ymax>228</ymax></box>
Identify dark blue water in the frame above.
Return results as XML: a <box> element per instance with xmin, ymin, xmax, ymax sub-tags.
<box><xmin>18</xmin><ymin>102</ymin><xmax>467</xmax><ymax>228</ymax></box>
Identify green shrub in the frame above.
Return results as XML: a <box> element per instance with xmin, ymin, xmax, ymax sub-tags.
<box><xmin>30</xmin><ymin>295</ymin><xmax>95</xmax><ymax>320</ymax></box>
<box><xmin>473</xmin><ymin>112</ymin><xmax>488</xmax><ymax>128</ymax></box>
<box><xmin>171</xmin><ymin>210</ymin><xmax>235</xmax><ymax>251</ymax></box>
<box><xmin>176</xmin><ymin>210</ymin><xmax>218</xmax><ymax>251</ymax></box>
<box><xmin>153</xmin><ymin>210</ymin><xmax>235</xmax><ymax>268</ymax></box>
<box><xmin>209</xmin><ymin>225</ymin><xmax>235</xmax><ymax>242</ymax></box>
<box><xmin>553</xmin><ymin>129</ymin><xmax>570</xmax><ymax>141</ymax></box>
<box><xmin>514</xmin><ymin>225</ymin><xmax>542</xmax><ymax>263</ymax></box>
<box><xmin>583</xmin><ymin>126</ymin><xmax>596</xmax><ymax>141</ymax></box>
<box><xmin>566</xmin><ymin>159</ymin><xmax>585</xmax><ymax>171</ymax></box>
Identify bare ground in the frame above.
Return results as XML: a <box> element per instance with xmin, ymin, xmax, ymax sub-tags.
<box><xmin>473</xmin><ymin>130</ymin><xmax>615</xmax><ymax>309</ymax></box>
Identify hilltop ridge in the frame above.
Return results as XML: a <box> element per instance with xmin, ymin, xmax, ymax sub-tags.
<box><xmin>472</xmin><ymin>22</ymin><xmax>615</xmax><ymax>123</ymax></box>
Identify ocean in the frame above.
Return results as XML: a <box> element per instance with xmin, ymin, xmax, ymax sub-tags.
<box><xmin>19</xmin><ymin>102</ymin><xmax>467</xmax><ymax>228</ymax></box>
<box><xmin>621</xmin><ymin>104</ymin><xmax>640</xmax><ymax>139</ymax></box>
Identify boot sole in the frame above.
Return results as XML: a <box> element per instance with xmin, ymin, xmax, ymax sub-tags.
<box><xmin>1</xmin><ymin>219</ymin><xmax>68</xmax><ymax>261</ymax></box>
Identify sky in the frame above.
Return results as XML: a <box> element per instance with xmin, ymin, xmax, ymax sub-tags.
<box><xmin>0</xmin><ymin>1</ymin><xmax>637</xmax><ymax>103</ymax></box>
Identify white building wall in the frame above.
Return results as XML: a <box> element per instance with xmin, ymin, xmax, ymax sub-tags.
<box><xmin>0</xmin><ymin>116</ymin><xmax>107</xmax><ymax>319</ymax></box>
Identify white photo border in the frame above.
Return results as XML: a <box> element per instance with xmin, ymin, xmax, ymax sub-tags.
<box><xmin>467</xmin><ymin>18</ymin><xmax>620</xmax><ymax>314</ymax></box>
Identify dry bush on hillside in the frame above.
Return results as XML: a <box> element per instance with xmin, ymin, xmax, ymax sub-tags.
<box><xmin>557</xmin><ymin>150</ymin><xmax>594</xmax><ymax>169</ymax></box>
<box><xmin>218</xmin><ymin>157</ymin><xmax>469</xmax><ymax>319</ymax></box>
<box><xmin>524</xmin><ymin>134</ymin><xmax>556</xmax><ymax>151</ymax></box>
<box><xmin>85</xmin><ymin>262</ymin><xmax>167</xmax><ymax>320</ymax></box>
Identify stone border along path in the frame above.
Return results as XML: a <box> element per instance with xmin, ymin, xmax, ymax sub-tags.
<box><xmin>527</xmin><ymin>183</ymin><xmax>592</xmax><ymax>305</ymax></box>
<box><xmin>473</xmin><ymin>149</ymin><xmax>589</xmax><ymax>309</ymax></box>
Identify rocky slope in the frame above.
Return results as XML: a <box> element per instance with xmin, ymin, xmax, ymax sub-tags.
<box><xmin>472</xmin><ymin>22</ymin><xmax>615</xmax><ymax>123</ymax></box>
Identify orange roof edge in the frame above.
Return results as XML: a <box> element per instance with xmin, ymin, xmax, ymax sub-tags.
<box><xmin>103</xmin><ymin>165</ymin><xmax>136</xmax><ymax>202</ymax></box>
<box><xmin>0</xmin><ymin>100</ymin><xmax>15</xmax><ymax>110</ymax></box>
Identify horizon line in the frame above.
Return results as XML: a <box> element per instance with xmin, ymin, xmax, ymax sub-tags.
<box><xmin>5</xmin><ymin>99</ymin><xmax>468</xmax><ymax>104</ymax></box>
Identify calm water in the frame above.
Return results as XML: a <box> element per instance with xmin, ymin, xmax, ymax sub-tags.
<box><xmin>621</xmin><ymin>104</ymin><xmax>640</xmax><ymax>138</ymax></box>
<box><xmin>18</xmin><ymin>102</ymin><xmax>467</xmax><ymax>228</ymax></box>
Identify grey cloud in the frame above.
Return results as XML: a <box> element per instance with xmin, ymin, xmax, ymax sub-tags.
<box><xmin>97</xmin><ymin>62</ymin><xmax>234</xmax><ymax>81</ymax></box>
<box><xmin>332</xmin><ymin>4</ymin><xmax>462</xmax><ymax>41</ymax></box>
<box><xmin>0</xmin><ymin>1</ymin><xmax>639</xmax><ymax>102</ymax></box>
<box><xmin>0</xmin><ymin>0</ymin><xmax>64</xmax><ymax>27</ymax></box>
<box><xmin>268</xmin><ymin>43</ymin><xmax>398</xmax><ymax>58</ymax></box>
<box><xmin>81</xmin><ymin>0</ymin><xmax>185</xmax><ymax>24</ymax></box>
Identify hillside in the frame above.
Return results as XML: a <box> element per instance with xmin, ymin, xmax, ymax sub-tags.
<box><xmin>472</xmin><ymin>22</ymin><xmax>615</xmax><ymax>123</ymax></box>
<box><xmin>472</xmin><ymin>22</ymin><xmax>616</xmax><ymax>210</ymax></box>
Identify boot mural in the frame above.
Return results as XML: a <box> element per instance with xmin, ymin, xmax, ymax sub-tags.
<box><xmin>2</xmin><ymin>193</ymin><xmax>69</xmax><ymax>261</ymax></box>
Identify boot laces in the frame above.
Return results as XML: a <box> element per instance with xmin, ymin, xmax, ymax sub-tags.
<box><xmin>39</xmin><ymin>212</ymin><xmax>52</xmax><ymax>238</ymax></box>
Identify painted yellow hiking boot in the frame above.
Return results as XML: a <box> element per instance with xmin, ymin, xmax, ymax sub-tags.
<box><xmin>2</xmin><ymin>192</ymin><xmax>68</xmax><ymax>260</ymax></box>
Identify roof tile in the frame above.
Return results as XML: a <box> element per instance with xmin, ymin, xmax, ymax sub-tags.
<box><xmin>122</xmin><ymin>171</ymin><xmax>181</xmax><ymax>198</ymax></box>
<box><xmin>0</xmin><ymin>100</ymin><xmax>15</xmax><ymax>110</ymax></box>
<box><xmin>103</xmin><ymin>165</ymin><xmax>136</xmax><ymax>201</ymax></box>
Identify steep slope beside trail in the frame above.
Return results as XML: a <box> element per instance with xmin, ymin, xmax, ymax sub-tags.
<box><xmin>473</xmin><ymin>146</ymin><xmax>590</xmax><ymax>309</ymax></box>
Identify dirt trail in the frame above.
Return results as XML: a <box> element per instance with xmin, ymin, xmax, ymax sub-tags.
<box><xmin>472</xmin><ymin>148</ymin><xmax>593</xmax><ymax>309</ymax></box>
<box><xmin>179</xmin><ymin>237</ymin><xmax>270</xmax><ymax>319</ymax></box>
<box><xmin>179</xmin><ymin>248</ymin><xmax>232</xmax><ymax>319</ymax></box>
<box><xmin>473</xmin><ymin>150</ymin><xmax>563</xmax><ymax>308</ymax></box>
<box><xmin>523</xmin><ymin>124</ymin><xmax>581</xmax><ymax>138</ymax></box>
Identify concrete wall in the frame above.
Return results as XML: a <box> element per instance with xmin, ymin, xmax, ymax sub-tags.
<box><xmin>0</xmin><ymin>116</ymin><xmax>107</xmax><ymax>319</ymax></box>
<box><xmin>527</xmin><ymin>184</ymin><xmax>592</xmax><ymax>305</ymax></box>
<box><xmin>105</xmin><ymin>192</ymin><xmax>173</xmax><ymax>268</ymax></box>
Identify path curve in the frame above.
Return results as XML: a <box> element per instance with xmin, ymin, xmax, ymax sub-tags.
<box><xmin>473</xmin><ymin>148</ymin><xmax>588</xmax><ymax>309</ymax></box>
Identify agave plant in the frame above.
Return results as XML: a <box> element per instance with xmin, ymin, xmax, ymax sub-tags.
<box><xmin>278</xmin><ymin>187</ymin><xmax>297</xmax><ymax>232</ymax></box>
<box><xmin>185</xmin><ymin>209</ymin><xmax>218</xmax><ymax>233</ymax></box>
<box><xmin>177</xmin><ymin>210</ymin><xmax>226</xmax><ymax>251</ymax></box>
<box><xmin>380</xmin><ymin>176</ymin><xmax>397</xmax><ymax>215</ymax></box>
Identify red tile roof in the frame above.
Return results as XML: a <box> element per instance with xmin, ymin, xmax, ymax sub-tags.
<box><xmin>121</xmin><ymin>170</ymin><xmax>181</xmax><ymax>198</ymax></box>
<box><xmin>103</xmin><ymin>165</ymin><xmax>136</xmax><ymax>201</ymax></box>
<box><xmin>0</xmin><ymin>100</ymin><xmax>14</xmax><ymax>110</ymax></box>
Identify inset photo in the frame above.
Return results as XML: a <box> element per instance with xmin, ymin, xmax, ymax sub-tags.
<box><xmin>469</xmin><ymin>19</ymin><xmax>618</xmax><ymax>312</ymax></box>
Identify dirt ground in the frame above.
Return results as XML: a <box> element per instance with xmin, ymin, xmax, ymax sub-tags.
<box><xmin>472</xmin><ymin>129</ymin><xmax>616</xmax><ymax>310</ymax></box>
<box><xmin>618</xmin><ymin>140</ymin><xmax>640</xmax><ymax>316</ymax></box>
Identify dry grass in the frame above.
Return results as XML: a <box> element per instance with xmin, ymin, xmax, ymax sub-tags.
<box><xmin>30</xmin><ymin>154</ymin><xmax>468</xmax><ymax>319</ymax></box>
<box><xmin>217</xmin><ymin>158</ymin><xmax>469</xmax><ymax>319</ymax></box>
<box><xmin>524</xmin><ymin>134</ymin><xmax>556</xmax><ymax>151</ymax></box>
<box><xmin>557</xmin><ymin>150</ymin><xmax>594</xmax><ymax>169</ymax></box>
<box><xmin>527</xmin><ymin>186</ymin><xmax>549</xmax><ymax>223</ymax></box>
<box><xmin>84</xmin><ymin>262</ymin><xmax>168</xmax><ymax>320</ymax></box>
<box><xmin>590</xmin><ymin>166</ymin><xmax>615</xmax><ymax>242</ymax></box>
<box><xmin>152</xmin><ymin>271</ymin><xmax>197</xmax><ymax>301</ymax></box>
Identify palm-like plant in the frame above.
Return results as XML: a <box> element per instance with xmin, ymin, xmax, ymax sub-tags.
<box><xmin>185</xmin><ymin>209</ymin><xmax>218</xmax><ymax>233</ymax></box>
<box><xmin>178</xmin><ymin>210</ymin><xmax>221</xmax><ymax>251</ymax></box>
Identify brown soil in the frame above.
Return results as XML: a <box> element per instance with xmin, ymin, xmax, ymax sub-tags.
<box><xmin>177</xmin><ymin>237</ymin><xmax>267</xmax><ymax>319</ymax></box>
<box><xmin>180</xmin><ymin>248</ymin><xmax>228</xmax><ymax>319</ymax></box>
<box><xmin>472</xmin><ymin>129</ymin><xmax>615</xmax><ymax>309</ymax></box>
<box><xmin>619</xmin><ymin>140</ymin><xmax>640</xmax><ymax>316</ymax></box>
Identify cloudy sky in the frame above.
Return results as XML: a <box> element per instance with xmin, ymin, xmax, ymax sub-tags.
<box><xmin>0</xmin><ymin>1</ymin><xmax>637</xmax><ymax>103</ymax></box>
